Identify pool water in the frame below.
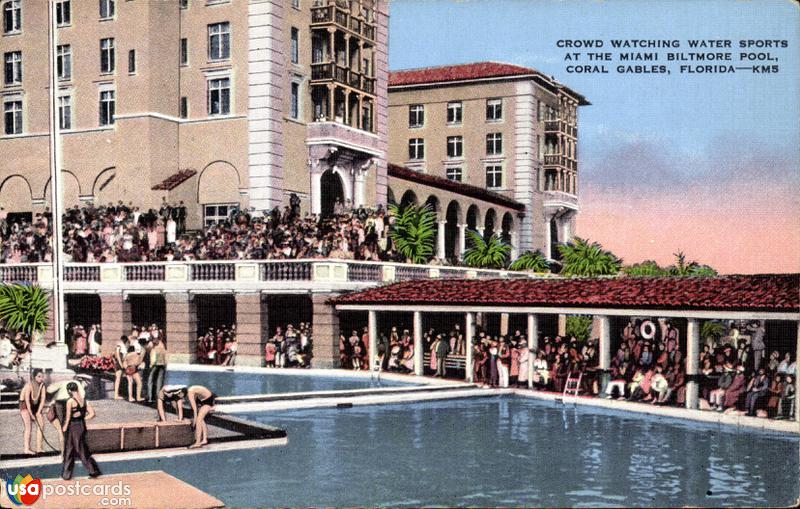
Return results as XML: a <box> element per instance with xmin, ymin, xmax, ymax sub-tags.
<box><xmin>11</xmin><ymin>397</ymin><xmax>798</xmax><ymax>507</ymax></box>
<box><xmin>164</xmin><ymin>369</ymin><xmax>417</xmax><ymax>396</ymax></box>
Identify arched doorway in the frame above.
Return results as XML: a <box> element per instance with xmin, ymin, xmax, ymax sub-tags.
<box><xmin>445</xmin><ymin>201</ymin><xmax>461</xmax><ymax>260</ymax></box>
<box><xmin>466</xmin><ymin>204</ymin><xmax>480</xmax><ymax>232</ymax></box>
<box><xmin>399</xmin><ymin>190</ymin><xmax>418</xmax><ymax>210</ymax></box>
<box><xmin>321</xmin><ymin>169</ymin><xmax>344</xmax><ymax>217</ymax></box>
<box><xmin>501</xmin><ymin>212</ymin><xmax>514</xmax><ymax>245</ymax></box>
<box><xmin>387</xmin><ymin>188</ymin><xmax>396</xmax><ymax>206</ymax></box>
<box><xmin>484</xmin><ymin>208</ymin><xmax>497</xmax><ymax>238</ymax></box>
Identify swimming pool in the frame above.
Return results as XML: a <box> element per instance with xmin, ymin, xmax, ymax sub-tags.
<box><xmin>163</xmin><ymin>369</ymin><xmax>418</xmax><ymax>396</ymax></box>
<box><xmin>11</xmin><ymin>397</ymin><xmax>798</xmax><ymax>507</ymax></box>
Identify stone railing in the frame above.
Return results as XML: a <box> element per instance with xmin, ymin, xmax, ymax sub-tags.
<box><xmin>0</xmin><ymin>260</ymin><xmax>546</xmax><ymax>289</ymax></box>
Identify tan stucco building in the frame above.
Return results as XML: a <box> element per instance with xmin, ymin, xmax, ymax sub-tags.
<box><xmin>387</xmin><ymin>62</ymin><xmax>589</xmax><ymax>259</ymax></box>
<box><xmin>0</xmin><ymin>0</ymin><xmax>389</xmax><ymax>230</ymax></box>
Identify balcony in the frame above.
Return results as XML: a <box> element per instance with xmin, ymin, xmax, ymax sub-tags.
<box><xmin>310</xmin><ymin>62</ymin><xmax>376</xmax><ymax>95</ymax></box>
<box><xmin>311</xmin><ymin>1</ymin><xmax>376</xmax><ymax>43</ymax></box>
<box><xmin>543</xmin><ymin>120</ymin><xmax>577</xmax><ymax>138</ymax></box>
<box><xmin>2</xmin><ymin>259</ymin><xmax>543</xmax><ymax>292</ymax></box>
<box><xmin>306</xmin><ymin>121</ymin><xmax>380</xmax><ymax>154</ymax></box>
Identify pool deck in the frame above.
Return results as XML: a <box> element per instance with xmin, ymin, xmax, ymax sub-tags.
<box><xmin>3</xmin><ymin>471</ymin><xmax>224</xmax><ymax>509</ymax></box>
<box><xmin>0</xmin><ymin>399</ymin><xmax>287</xmax><ymax>470</ymax></box>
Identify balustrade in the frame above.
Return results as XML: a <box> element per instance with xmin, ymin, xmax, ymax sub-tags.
<box><xmin>0</xmin><ymin>264</ymin><xmax>38</xmax><ymax>283</ymax></box>
<box><xmin>64</xmin><ymin>265</ymin><xmax>101</xmax><ymax>282</ymax></box>
<box><xmin>347</xmin><ymin>263</ymin><xmax>381</xmax><ymax>282</ymax></box>
<box><xmin>261</xmin><ymin>262</ymin><xmax>312</xmax><ymax>281</ymax></box>
<box><xmin>191</xmin><ymin>263</ymin><xmax>235</xmax><ymax>281</ymax></box>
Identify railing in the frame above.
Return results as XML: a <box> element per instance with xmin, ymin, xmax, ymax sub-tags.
<box><xmin>544</xmin><ymin>120</ymin><xmax>560</xmax><ymax>132</ymax></box>
<box><xmin>310</xmin><ymin>62</ymin><xmax>376</xmax><ymax>96</ymax></box>
<box><xmin>0</xmin><ymin>264</ymin><xmax>41</xmax><ymax>283</ymax></box>
<box><xmin>310</xmin><ymin>1</ymin><xmax>376</xmax><ymax>42</ymax></box>
<box><xmin>262</xmin><ymin>261</ymin><xmax>312</xmax><ymax>281</ymax></box>
<box><xmin>0</xmin><ymin>260</ymin><xmax>544</xmax><ymax>287</ymax></box>
<box><xmin>347</xmin><ymin>263</ymin><xmax>381</xmax><ymax>282</ymax></box>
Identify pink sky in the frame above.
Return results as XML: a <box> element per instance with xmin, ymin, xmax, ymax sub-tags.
<box><xmin>575</xmin><ymin>136</ymin><xmax>799</xmax><ymax>275</ymax></box>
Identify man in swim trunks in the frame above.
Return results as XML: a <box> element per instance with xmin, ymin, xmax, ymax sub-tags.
<box><xmin>187</xmin><ymin>385</ymin><xmax>216</xmax><ymax>448</ymax></box>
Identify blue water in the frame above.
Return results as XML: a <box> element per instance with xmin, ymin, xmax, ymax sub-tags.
<box><xmin>10</xmin><ymin>397</ymin><xmax>798</xmax><ymax>507</ymax></box>
<box><xmin>164</xmin><ymin>369</ymin><xmax>417</xmax><ymax>396</ymax></box>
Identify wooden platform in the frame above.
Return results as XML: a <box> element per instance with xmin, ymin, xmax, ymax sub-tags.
<box><xmin>19</xmin><ymin>471</ymin><xmax>224</xmax><ymax>509</ymax></box>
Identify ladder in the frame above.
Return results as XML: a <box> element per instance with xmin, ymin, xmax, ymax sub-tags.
<box><xmin>562</xmin><ymin>371</ymin><xmax>582</xmax><ymax>402</ymax></box>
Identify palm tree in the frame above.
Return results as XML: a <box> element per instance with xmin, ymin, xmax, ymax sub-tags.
<box><xmin>565</xmin><ymin>315</ymin><xmax>593</xmax><ymax>342</ymax></box>
<box><xmin>668</xmin><ymin>251</ymin><xmax>718</xmax><ymax>277</ymax></box>
<box><xmin>509</xmin><ymin>250</ymin><xmax>549</xmax><ymax>272</ymax></box>
<box><xmin>463</xmin><ymin>230</ymin><xmax>511</xmax><ymax>269</ymax></box>
<box><xmin>0</xmin><ymin>284</ymin><xmax>50</xmax><ymax>338</ymax></box>
<box><xmin>558</xmin><ymin>237</ymin><xmax>621</xmax><ymax>277</ymax></box>
<box><xmin>622</xmin><ymin>260</ymin><xmax>668</xmax><ymax>276</ymax></box>
<box><xmin>387</xmin><ymin>202</ymin><xmax>436</xmax><ymax>264</ymax></box>
<box><xmin>701</xmin><ymin>320</ymin><xmax>725</xmax><ymax>345</ymax></box>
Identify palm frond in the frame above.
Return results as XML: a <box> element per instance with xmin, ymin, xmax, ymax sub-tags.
<box><xmin>0</xmin><ymin>284</ymin><xmax>50</xmax><ymax>335</ymax></box>
<box><xmin>509</xmin><ymin>250</ymin><xmax>550</xmax><ymax>272</ymax></box>
<box><xmin>463</xmin><ymin>231</ymin><xmax>511</xmax><ymax>269</ymax></box>
<box><xmin>558</xmin><ymin>237</ymin><xmax>621</xmax><ymax>277</ymax></box>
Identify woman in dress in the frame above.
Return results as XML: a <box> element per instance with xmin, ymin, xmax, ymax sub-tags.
<box><xmin>19</xmin><ymin>369</ymin><xmax>46</xmax><ymax>455</ymax></box>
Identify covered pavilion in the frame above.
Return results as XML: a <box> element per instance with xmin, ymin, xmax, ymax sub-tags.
<box><xmin>333</xmin><ymin>274</ymin><xmax>800</xmax><ymax>423</ymax></box>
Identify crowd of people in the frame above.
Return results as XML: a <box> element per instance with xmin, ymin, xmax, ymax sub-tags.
<box><xmin>197</xmin><ymin>325</ymin><xmax>239</xmax><ymax>366</ymax></box>
<box><xmin>339</xmin><ymin>318</ymin><xmax>797</xmax><ymax>420</ymax></box>
<box><xmin>264</xmin><ymin>323</ymin><xmax>313</xmax><ymax>368</ymax></box>
<box><xmin>0</xmin><ymin>200</ymin><xmax>411</xmax><ymax>264</ymax></box>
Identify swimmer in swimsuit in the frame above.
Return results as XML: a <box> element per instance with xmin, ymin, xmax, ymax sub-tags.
<box><xmin>187</xmin><ymin>385</ymin><xmax>216</xmax><ymax>448</ymax></box>
<box><xmin>19</xmin><ymin>369</ymin><xmax>46</xmax><ymax>455</ymax></box>
<box><xmin>157</xmin><ymin>385</ymin><xmax>188</xmax><ymax>422</ymax></box>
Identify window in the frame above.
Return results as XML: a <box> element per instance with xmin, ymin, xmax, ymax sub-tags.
<box><xmin>408</xmin><ymin>104</ymin><xmax>423</xmax><ymax>128</ymax></box>
<box><xmin>486</xmin><ymin>98</ymin><xmax>502</xmax><ymax>121</ymax></box>
<box><xmin>128</xmin><ymin>50</ymin><xmax>136</xmax><ymax>74</ymax></box>
<box><xmin>408</xmin><ymin>138</ymin><xmax>424</xmax><ymax>160</ymax></box>
<box><xmin>447</xmin><ymin>101</ymin><xmax>462</xmax><ymax>124</ymax></box>
<box><xmin>207</xmin><ymin>77</ymin><xmax>230</xmax><ymax>115</ymax></box>
<box><xmin>56</xmin><ymin>0</ymin><xmax>71</xmax><ymax>26</ymax></box>
<box><xmin>180</xmin><ymin>96</ymin><xmax>188</xmax><ymax>119</ymax></box>
<box><xmin>208</xmin><ymin>22</ymin><xmax>230</xmax><ymax>61</ymax></box>
<box><xmin>290</xmin><ymin>81</ymin><xmax>299</xmax><ymax>119</ymax></box>
<box><xmin>180</xmin><ymin>38</ymin><xmax>188</xmax><ymax>66</ymax></box>
<box><xmin>3</xmin><ymin>99</ymin><xmax>22</xmax><ymax>134</ymax></box>
<box><xmin>100</xmin><ymin>38</ymin><xmax>115</xmax><ymax>74</ymax></box>
<box><xmin>292</xmin><ymin>0</ymin><xmax>299</xmax><ymax>8</ymax></box>
<box><xmin>290</xmin><ymin>27</ymin><xmax>299</xmax><ymax>64</ymax></box>
<box><xmin>486</xmin><ymin>133</ymin><xmax>502</xmax><ymax>156</ymax></box>
<box><xmin>2</xmin><ymin>0</ymin><xmax>21</xmax><ymax>34</ymax></box>
<box><xmin>485</xmin><ymin>164</ymin><xmax>502</xmax><ymax>188</ymax></box>
<box><xmin>446</xmin><ymin>167</ymin><xmax>462</xmax><ymax>182</ymax></box>
<box><xmin>57</xmin><ymin>45</ymin><xmax>71</xmax><ymax>80</ymax></box>
<box><xmin>99</xmin><ymin>0</ymin><xmax>114</xmax><ymax>19</ymax></box>
<box><xmin>180</xmin><ymin>0</ymin><xmax>188</xmax><ymax>8</ymax></box>
<box><xmin>446</xmin><ymin>136</ymin><xmax>463</xmax><ymax>158</ymax></box>
<box><xmin>204</xmin><ymin>204</ymin><xmax>237</xmax><ymax>227</ymax></box>
<box><xmin>4</xmin><ymin>51</ymin><xmax>22</xmax><ymax>85</ymax></box>
<box><xmin>99</xmin><ymin>89</ymin><xmax>115</xmax><ymax>126</ymax></box>
<box><xmin>58</xmin><ymin>95</ymin><xmax>71</xmax><ymax>130</ymax></box>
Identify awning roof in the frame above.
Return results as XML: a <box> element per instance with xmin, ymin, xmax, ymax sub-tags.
<box><xmin>333</xmin><ymin>274</ymin><xmax>800</xmax><ymax>317</ymax></box>
<box><xmin>152</xmin><ymin>169</ymin><xmax>197</xmax><ymax>191</ymax></box>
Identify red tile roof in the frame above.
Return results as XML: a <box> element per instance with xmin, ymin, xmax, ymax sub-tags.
<box><xmin>333</xmin><ymin>274</ymin><xmax>800</xmax><ymax>313</ymax></box>
<box><xmin>388</xmin><ymin>163</ymin><xmax>525</xmax><ymax>212</ymax></box>
<box><xmin>389</xmin><ymin>61</ymin><xmax>590</xmax><ymax>105</ymax></box>
<box><xmin>151</xmin><ymin>169</ymin><xmax>197</xmax><ymax>191</ymax></box>
<box><xmin>389</xmin><ymin>62</ymin><xmax>537</xmax><ymax>87</ymax></box>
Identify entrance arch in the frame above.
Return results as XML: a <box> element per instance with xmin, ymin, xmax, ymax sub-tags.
<box><xmin>501</xmin><ymin>212</ymin><xmax>514</xmax><ymax>245</ymax></box>
<box><xmin>321</xmin><ymin>169</ymin><xmax>345</xmax><ymax>216</ymax></box>
<box><xmin>484</xmin><ymin>208</ymin><xmax>497</xmax><ymax>238</ymax></box>
<box><xmin>445</xmin><ymin>201</ymin><xmax>461</xmax><ymax>260</ymax></box>
<box><xmin>399</xmin><ymin>190</ymin><xmax>418</xmax><ymax>209</ymax></box>
<box><xmin>466</xmin><ymin>204</ymin><xmax>480</xmax><ymax>232</ymax></box>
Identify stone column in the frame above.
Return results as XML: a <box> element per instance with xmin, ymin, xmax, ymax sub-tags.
<box><xmin>558</xmin><ymin>314</ymin><xmax>567</xmax><ymax>337</ymax></box>
<box><xmin>465</xmin><ymin>312</ymin><xmax>475</xmax><ymax>382</ymax></box>
<box><xmin>310</xmin><ymin>168</ymin><xmax>323</xmax><ymax>215</ymax></box>
<box><xmin>437</xmin><ymin>220</ymin><xmax>446</xmax><ymax>260</ymax></box>
<box><xmin>413</xmin><ymin>311</ymin><xmax>423</xmax><ymax>376</ymax></box>
<box><xmin>527</xmin><ymin>313</ymin><xmax>538</xmax><ymax>388</ymax></box>
<box><xmin>544</xmin><ymin>212</ymin><xmax>553</xmax><ymax>259</ymax></box>
<box><xmin>99</xmin><ymin>293</ymin><xmax>131</xmax><ymax>356</ymax></box>
<box><xmin>596</xmin><ymin>315</ymin><xmax>611</xmax><ymax>394</ymax></box>
<box><xmin>311</xmin><ymin>294</ymin><xmax>340</xmax><ymax>368</ymax></box>
<box><xmin>368</xmin><ymin>310</ymin><xmax>377</xmax><ymax>371</ymax></box>
<box><xmin>685</xmin><ymin>318</ymin><xmax>700</xmax><ymax>410</ymax></box>
<box><xmin>500</xmin><ymin>313</ymin><xmax>509</xmax><ymax>336</ymax></box>
<box><xmin>562</xmin><ymin>214</ymin><xmax>572</xmax><ymax>243</ymax></box>
<box><xmin>354</xmin><ymin>168</ymin><xmax>367</xmax><ymax>208</ymax></box>
<box><xmin>457</xmin><ymin>224</ymin><xmax>467</xmax><ymax>260</ymax></box>
<box><xmin>476</xmin><ymin>227</ymin><xmax>485</xmax><ymax>238</ymax></box>
<box><xmin>510</xmin><ymin>231</ymin><xmax>518</xmax><ymax>260</ymax></box>
<box><xmin>164</xmin><ymin>292</ymin><xmax>196</xmax><ymax>364</ymax></box>
<box><xmin>235</xmin><ymin>293</ymin><xmax>264</xmax><ymax>367</ymax></box>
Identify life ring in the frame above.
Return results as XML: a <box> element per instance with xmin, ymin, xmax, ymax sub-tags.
<box><xmin>640</xmin><ymin>320</ymin><xmax>656</xmax><ymax>340</ymax></box>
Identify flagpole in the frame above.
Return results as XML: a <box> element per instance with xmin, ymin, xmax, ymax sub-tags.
<box><xmin>47</xmin><ymin>0</ymin><xmax>66</xmax><ymax>363</ymax></box>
